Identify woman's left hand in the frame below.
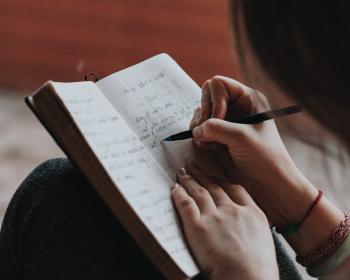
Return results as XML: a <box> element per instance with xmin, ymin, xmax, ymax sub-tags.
<box><xmin>172</xmin><ymin>162</ymin><xmax>279</xmax><ymax>280</ymax></box>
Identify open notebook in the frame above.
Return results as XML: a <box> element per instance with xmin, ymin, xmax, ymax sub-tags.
<box><xmin>26</xmin><ymin>54</ymin><xmax>224</xmax><ymax>279</ymax></box>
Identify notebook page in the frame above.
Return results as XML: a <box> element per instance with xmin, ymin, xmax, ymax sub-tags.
<box><xmin>97</xmin><ymin>54</ymin><xmax>225</xmax><ymax>179</ymax></box>
<box><xmin>51</xmin><ymin>81</ymin><xmax>199</xmax><ymax>277</ymax></box>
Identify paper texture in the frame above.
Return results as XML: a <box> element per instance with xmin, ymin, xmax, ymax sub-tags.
<box><xmin>52</xmin><ymin>81</ymin><xmax>199</xmax><ymax>277</ymax></box>
<box><xmin>97</xmin><ymin>53</ymin><xmax>224</xmax><ymax>179</ymax></box>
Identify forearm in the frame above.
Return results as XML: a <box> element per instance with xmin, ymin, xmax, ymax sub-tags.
<box><xmin>323</xmin><ymin>256</ymin><xmax>350</xmax><ymax>280</ymax></box>
<box><xmin>285</xmin><ymin>194</ymin><xmax>343</xmax><ymax>256</ymax></box>
<box><xmin>252</xmin><ymin>158</ymin><xmax>344</xmax><ymax>257</ymax></box>
<box><xmin>211</xmin><ymin>269</ymin><xmax>279</xmax><ymax>280</ymax></box>
<box><xmin>256</xmin><ymin>162</ymin><xmax>349</xmax><ymax>278</ymax></box>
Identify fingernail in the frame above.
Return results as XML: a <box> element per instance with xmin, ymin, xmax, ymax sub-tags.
<box><xmin>178</xmin><ymin>168</ymin><xmax>187</xmax><ymax>176</ymax></box>
<box><xmin>172</xmin><ymin>183</ymin><xmax>180</xmax><ymax>189</ymax></box>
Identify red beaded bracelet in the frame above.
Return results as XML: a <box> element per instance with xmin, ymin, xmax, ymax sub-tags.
<box><xmin>276</xmin><ymin>190</ymin><xmax>323</xmax><ymax>236</ymax></box>
<box><xmin>297</xmin><ymin>212</ymin><xmax>350</xmax><ymax>268</ymax></box>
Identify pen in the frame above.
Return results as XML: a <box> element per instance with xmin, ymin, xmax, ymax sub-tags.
<box><xmin>162</xmin><ymin>105</ymin><xmax>302</xmax><ymax>142</ymax></box>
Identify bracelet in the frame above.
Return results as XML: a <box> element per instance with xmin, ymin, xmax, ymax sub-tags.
<box><xmin>297</xmin><ymin>212</ymin><xmax>350</xmax><ymax>268</ymax></box>
<box><xmin>276</xmin><ymin>190</ymin><xmax>323</xmax><ymax>236</ymax></box>
<box><xmin>307</xmin><ymin>232</ymin><xmax>350</xmax><ymax>278</ymax></box>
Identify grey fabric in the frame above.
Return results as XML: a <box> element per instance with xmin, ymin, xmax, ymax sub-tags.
<box><xmin>0</xmin><ymin>158</ymin><xmax>303</xmax><ymax>279</ymax></box>
<box><xmin>273</xmin><ymin>231</ymin><xmax>303</xmax><ymax>280</ymax></box>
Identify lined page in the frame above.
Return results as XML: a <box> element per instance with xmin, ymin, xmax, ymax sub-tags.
<box><xmin>51</xmin><ymin>81</ymin><xmax>199</xmax><ymax>277</ymax></box>
<box><xmin>97</xmin><ymin>54</ymin><xmax>225</xmax><ymax>179</ymax></box>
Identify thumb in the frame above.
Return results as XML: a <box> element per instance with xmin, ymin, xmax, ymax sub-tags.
<box><xmin>193</xmin><ymin>118</ymin><xmax>249</xmax><ymax>146</ymax></box>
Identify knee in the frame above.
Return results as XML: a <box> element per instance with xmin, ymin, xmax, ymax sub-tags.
<box><xmin>21</xmin><ymin>158</ymin><xmax>87</xmax><ymax>195</ymax></box>
<box><xmin>4</xmin><ymin>158</ymin><xmax>97</xmax><ymax>226</ymax></box>
<box><xmin>0</xmin><ymin>158</ymin><xmax>106</xmax><ymax>274</ymax></box>
<box><xmin>9</xmin><ymin>158</ymin><xmax>90</xmax><ymax>214</ymax></box>
<box><xmin>1</xmin><ymin>158</ymin><xmax>86</xmax><ymax>238</ymax></box>
<box><xmin>27</xmin><ymin>158</ymin><xmax>81</xmax><ymax>186</ymax></box>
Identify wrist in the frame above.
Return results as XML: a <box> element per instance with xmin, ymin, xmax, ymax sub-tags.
<box><xmin>252</xmin><ymin>158</ymin><xmax>319</xmax><ymax>229</ymax></box>
<box><xmin>272</xmin><ymin>169</ymin><xmax>319</xmax><ymax>229</ymax></box>
<box><xmin>287</xmin><ymin>196</ymin><xmax>344</xmax><ymax>256</ymax></box>
<box><xmin>211</xmin><ymin>269</ymin><xmax>278</xmax><ymax>280</ymax></box>
<box><xmin>209</xmin><ymin>258</ymin><xmax>279</xmax><ymax>280</ymax></box>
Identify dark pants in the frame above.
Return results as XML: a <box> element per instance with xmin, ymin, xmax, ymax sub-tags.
<box><xmin>0</xmin><ymin>158</ymin><xmax>302</xmax><ymax>280</ymax></box>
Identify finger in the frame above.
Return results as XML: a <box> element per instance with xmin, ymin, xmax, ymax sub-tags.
<box><xmin>176</xmin><ymin>168</ymin><xmax>217</xmax><ymax>214</ymax></box>
<box><xmin>217</xmin><ymin>152</ymin><xmax>253</xmax><ymax>186</ymax></box>
<box><xmin>186</xmin><ymin>162</ymin><xmax>232</xmax><ymax>207</ymax></box>
<box><xmin>197</xmin><ymin>81</ymin><xmax>212</xmax><ymax>125</ymax></box>
<box><xmin>209</xmin><ymin>78</ymin><xmax>229</xmax><ymax>119</ymax></box>
<box><xmin>193</xmin><ymin>118</ymin><xmax>250</xmax><ymax>146</ymax></box>
<box><xmin>217</xmin><ymin>150</ymin><xmax>239</xmax><ymax>182</ymax></box>
<box><xmin>219</xmin><ymin>76</ymin><xmax>271</xmax><ymax>112</ymax></box>
<box><xmin>172</xmin><ymin>183</ymin><xmax>200</xmax><ymax>224</ymax></box>
<box><xmin>194</xmin><ymin>141</ymin><xmax>226</xmax><ymax>153</ymax></box>
<box><xmin>189</xmin><ymin>107</ymin><xmax>201</xmax><ymax>129</ymax></box>
<box><xmin>213</xmin><ymin>76</ymin><xmax>272</xmax><ymax>118</ymax></box>
<box><xmin>216</xmin><ymin>180</ymin><xmax>256</xmax><ymax>207</ymax></box>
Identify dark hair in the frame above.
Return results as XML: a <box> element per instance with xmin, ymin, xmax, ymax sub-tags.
<box><xmin>230</xmin><ymin>1</ymin><xmax>350</xmax><ymax>145</ymax></box>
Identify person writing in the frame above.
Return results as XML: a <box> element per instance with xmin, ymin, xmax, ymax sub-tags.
<box><xmin>0</xmin><ymin>1</ymin><xmax>349</xmax><ymax>279</ymax></box>
<box><xmin>171</xmin><ymin>1</ymin><xmax>350</xmax><ymax>279</ymax></box>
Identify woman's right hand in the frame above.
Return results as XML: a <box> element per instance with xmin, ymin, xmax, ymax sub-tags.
<box><xmin>191</xmin><ymin>76</ymin><xmax>318</xmax><ymax>228</ymax></box>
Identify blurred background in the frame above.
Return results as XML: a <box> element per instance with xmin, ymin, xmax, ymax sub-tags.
<box><xmin>0</xmin><ymin>1</ymin><xmax>350</xmax><ymax>278</ymax></box>
<box><xmin>1</xmin><ymin>0</ymin><xmax>237</xmax><ymax>89</ymax></box>
<box><xmin>0</xmin><ymin>0</ymin><xmax>238</xmax><ymax>225</ymax></box>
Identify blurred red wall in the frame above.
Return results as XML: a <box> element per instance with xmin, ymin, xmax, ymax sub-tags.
<box><xmin>0</xmin><ymin>0</ymin><xmax>238</xmax><ymax>90</ymax></box>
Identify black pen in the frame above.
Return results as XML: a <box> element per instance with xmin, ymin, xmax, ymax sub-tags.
<box><xmin>162</xmin><ymin>105</ymin><xmax>302</xmax><ymax>142</ymax></box>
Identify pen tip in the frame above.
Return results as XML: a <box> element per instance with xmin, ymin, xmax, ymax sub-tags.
<box><xmin>162</xmin><ymin>137</ymin><xmax>171</xmax><ymax>142</ymax></box>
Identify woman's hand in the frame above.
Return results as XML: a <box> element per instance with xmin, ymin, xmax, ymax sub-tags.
<box><xmin>172</xmin><ymin>162</ymin><xmax>279</xmax><ymax>280</ymax></box>
<box><xmin>190</xmin><ymin>76</ymin><xmax>318</xmax><ymax>228</ymax></box>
